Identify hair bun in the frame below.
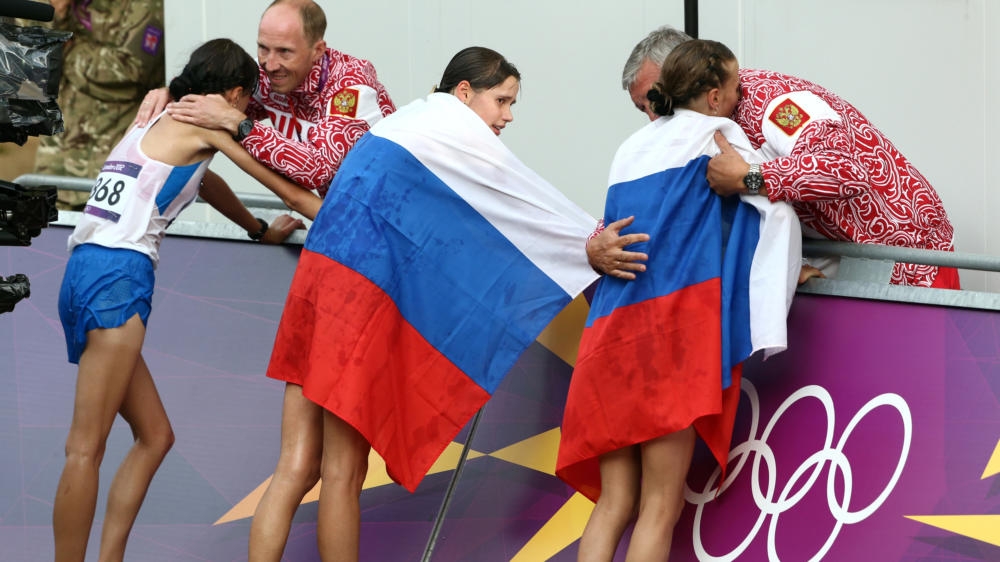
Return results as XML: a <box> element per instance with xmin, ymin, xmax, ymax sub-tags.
<box><xmin>168</xmin><ymin>74</ymin><xmax>193</xmax><ymax>100</ymax></box>
<box><xmin>646</xmin><ymin>86</ymin><xmax>674</xmax><ymax>116</ymax></box>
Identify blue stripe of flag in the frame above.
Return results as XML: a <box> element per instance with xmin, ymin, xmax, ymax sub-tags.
<box><xmin>587</xmin><ymin>156</ymin><xmax>720</xmax><ymax>324</ymax></box>
<box><xmin>586</xmin><ymin>155</ymin><xmax>759</xmax><ymax>388</ymax></box>
<box><xmin>305</xmin><ymin>133</ymin><xmax>571</xmax><ymax>393</ymax></box>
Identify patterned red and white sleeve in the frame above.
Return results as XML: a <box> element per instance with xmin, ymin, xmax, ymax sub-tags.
<box><xmin>586</xmin><ymin>219</ymin><xmax>605</xmax><ymax>244</ymax></box>
<box><xmin>241</xmin><ymin>59</ymin><xmax>396</xmax><ymax>197</ymax></box>
<box><xmin>762</xmin><ymin>117</ymin><xmax>870</xmax><ymax>204</ymax></box>
<box><xmin>242</xmin><ymin>116</ymin><xmax>371</xmax><ymax>196</ymax></box>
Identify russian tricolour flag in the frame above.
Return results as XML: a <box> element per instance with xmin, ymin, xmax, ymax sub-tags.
<box><xmin>556</xmin><ymin>110</ymin><xmax>800</xmax><ymax>501</ymax></box>
<box><xmin>267</xmin><ymin>93</ymin><xmax>599</xmax><ymax>492</ymax></box>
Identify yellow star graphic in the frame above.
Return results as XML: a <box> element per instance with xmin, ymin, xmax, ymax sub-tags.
<box><xmin>215</xmin><ymin>294</ymin><xmax>596</xmax><ymax>559</ymax></box>
<box><xmin>214</xmin><ymin>426</ymin><xmax>594</xmax><ymax>558</ymax></box>
<box><xmin>983</xmin><ymin>438</ymin><xmax>1000</xmax><ymax>479</ymax></box>
<box><xmin>905</xmin><ymin>438</ymin><xmax>1000</xmax><ymax>547</ymax></box>
<box><xmin>214</xmin><ymin>442</ymin><xmax>484</xmax><ymax>525</ymax></box>
<box><xmin>489</xmin><ymin>427</ymin><xmax>592</xmax><ymax>560</ymax></box>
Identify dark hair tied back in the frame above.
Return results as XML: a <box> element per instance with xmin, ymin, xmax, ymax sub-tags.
<box><xmin>434</xmin><ymin>46</ymin><xmax>520</xmax><ymax>94</ymax></box>
<box><xmin>168</xmin><ymin>38</ymin><xmax>259</xmax><ymax>101</ymax></box>
<box><xmin>646</xmin><ymin>87</ymin><xmax>674</xmax><ymax>116</ymax></box>
<box><xmin>169</xmin><ymin>74</ymin><xmax>193</xmax><ymax>97</ymax></box>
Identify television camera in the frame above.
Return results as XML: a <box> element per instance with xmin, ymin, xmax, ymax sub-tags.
<box><xmin>1</xmin><ymin>1</ymin><xmax>64</xmax><ymax>314</ymax></box>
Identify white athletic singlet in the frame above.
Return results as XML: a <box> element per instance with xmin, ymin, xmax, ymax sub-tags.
<box><xmin>68</xmin><ymin>112</ymin><xmax>212</xmax><ymax>268</ymax></box>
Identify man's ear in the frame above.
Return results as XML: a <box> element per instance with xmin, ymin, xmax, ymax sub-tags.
<box><xmin>312</xmin><ymin>39</ymin><xmax>327</xmax><ymax>62</ymax></box>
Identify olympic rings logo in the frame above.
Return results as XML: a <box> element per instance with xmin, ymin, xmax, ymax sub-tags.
<box><xmin>685</xmin><ymin>381</ymin><xmax>913</xmax><ymax>561</ymax></box>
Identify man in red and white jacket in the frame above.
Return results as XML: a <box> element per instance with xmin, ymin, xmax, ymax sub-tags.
<box><xmin>706</xmin><ymin>68</ymin><xmax>957</xmax><ymax>288</ymax></box>
<box><xmin>594</xmin><ymin>25</ymin><xmax>958</xmax><ymax>289</ymax></box>
<box><xmin>136</xmin><ymin>0</ymin><xmax>394</xmax><ymax>199</ymax></box>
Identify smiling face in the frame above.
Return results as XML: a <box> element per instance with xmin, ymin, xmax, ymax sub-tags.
<box><xmin>461</xmin><ymin>76</ymin><xmax>520</xmax><ymax>136</ymax></box>
<box><xmin>256</xmin><ymin>3</ymin><xmax>325</xmax><ymax>94</ymax></box>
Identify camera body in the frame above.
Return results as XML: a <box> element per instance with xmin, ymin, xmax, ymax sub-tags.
<box><xmin>0</xmin><ymin>273</ymin><xmax>30</xmax><ymax>313</ymax></box>
<box><xmin>0</xmin><ymin>13</ymin><xmax>70</xmax><ymax>144</ymax></box>
<box><xmin>0</xmin><ymin>179</ymin><xmax>58</xmax><ymax>246</ymax></box>
<box><xmin>1</xmin><ymin>1</ymin><xmax>64</xmax><ymax>313</ymax></box>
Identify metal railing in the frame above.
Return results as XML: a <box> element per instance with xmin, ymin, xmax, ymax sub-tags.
<box><xmin>15</xmin><ymin>173</ymin><xmax>1000</xmax><ymax>311</ymax></box>
<box><xmin>797</xmin><ymin>239</ymin><xmax>1000</xmax><ymax>311</ymax></box>
<box><xmin>803</xmin><ymin>239</ymin><xmax>1000</xmax><ymax>272</ymax></box>
<box><xmin>13</xmin><ymin>173</ymin><xmax>292</xmax><ymax>211</ymax></box>
<box><xmin>14</xmin><ymin>173</ymin><xmax>309</xmax><ymax>245</ymax></box>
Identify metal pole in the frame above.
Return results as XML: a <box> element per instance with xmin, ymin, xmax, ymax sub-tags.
<box><xmin>420</xmin><ymin>408</ymin><xmax>485</xmax><ymax>562</ymax></box>
<box><xmin>685</xmin><ymin>0</ymin><xmax>699</xmax><ymax>38</ymax></box>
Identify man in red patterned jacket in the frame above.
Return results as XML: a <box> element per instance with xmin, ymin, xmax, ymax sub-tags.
<box><xmin>594</xmin><ymin>26</ymin><xmax>958</xmax><ymax>289</ymax></box>
<box><xmin>136</xmin><ymin>0</ymin><xmax>394</xmax><ymax>198</ymax></box>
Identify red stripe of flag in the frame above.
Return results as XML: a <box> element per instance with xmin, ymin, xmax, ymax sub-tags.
<box><xmin>268</xmin><ymin>249</ymin><xmax>490</xmax><ymax>491</ymax></box>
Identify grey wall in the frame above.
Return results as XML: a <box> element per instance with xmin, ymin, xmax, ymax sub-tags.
<box><xmin>167</xmin><ymin>0</ymin><xmax>998</xmax><ymax>291</ymax></box>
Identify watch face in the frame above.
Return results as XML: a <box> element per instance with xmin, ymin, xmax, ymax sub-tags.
<box><xmin>745</xmin><ymin>172</ymin><xmax>763</xmax><ymax>191</ymax></box>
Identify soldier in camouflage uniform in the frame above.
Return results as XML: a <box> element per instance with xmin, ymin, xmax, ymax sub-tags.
<box><xmin>34</xmin><ymin>0</ymin><xmax>165</xmax><ymax>209</ymax></box>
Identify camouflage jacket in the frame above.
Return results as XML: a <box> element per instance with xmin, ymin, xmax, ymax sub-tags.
<box><xmin>35</xmin><ymin>0</ymin><xmax>165</xmax><ymax>179</ymax></box>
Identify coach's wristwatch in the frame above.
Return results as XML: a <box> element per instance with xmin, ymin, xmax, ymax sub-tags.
<box><xmin>743</xmin><ymin>163</ymin><xmax>764</xmax><ymax>195</ymax></box>
<box><xmin>234</xmin><ymin>118</ymin><xmax>254</xmax><ymax>142</ymax></box>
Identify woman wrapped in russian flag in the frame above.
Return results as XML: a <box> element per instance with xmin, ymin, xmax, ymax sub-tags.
<box><xmin>556</xmin><ymin>39</ymin><xmax>802</xmax><ymax>561</ymax></box>
<box><xmin>258</xmin><ymin>47</ymin><xmax>602</xmax><ymax>561</ymax></box>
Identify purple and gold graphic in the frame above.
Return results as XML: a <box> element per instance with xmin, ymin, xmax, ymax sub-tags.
<box><xmin>1</xmin><ymin>227</ymin><xmax>999</xmax><ymax>560</ymax></box>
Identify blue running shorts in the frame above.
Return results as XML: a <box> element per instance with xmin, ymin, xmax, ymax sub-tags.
<box><xmin>58</xmin><ymin>244</ymin><xmax>155</xmax><ymax>364</ymax></box>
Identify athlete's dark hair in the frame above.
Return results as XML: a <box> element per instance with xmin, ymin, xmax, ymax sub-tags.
<box><xmin>168</xmin><ymin>38</ymin><xmax>259</xmax><ymax>100</ymax></box>
<box><xmin>433</xmin><ymin>46</ymin><xmax>520</xmax><ymax>94</ymax></box>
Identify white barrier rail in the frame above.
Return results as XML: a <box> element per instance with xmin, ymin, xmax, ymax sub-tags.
<box><xmin>16</xmin><ymin>173</ymin><xmax>1000</xmax><ymax>311</ymax></box>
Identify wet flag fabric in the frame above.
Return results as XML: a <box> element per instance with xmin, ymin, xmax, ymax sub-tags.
<box><xmin>556</xmin><ymin>111</ymin><xmax>800</xmax><ymax>501</ymax></box>
<box><xmin>267</xmin><ymin>93</ymin><xmax>600</xmax><ymax>491</ymax></box>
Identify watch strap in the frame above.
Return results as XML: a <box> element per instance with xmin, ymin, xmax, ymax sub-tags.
<box><xmin>234</xmin><ymin>118</ymin><xmax>254</xmax><ymax>142</ymax></box>
<box><xmin>744</xmin><ymin>163</ymin><xmax>763</xmax><ymax>195</ymax></box>
<box><xmin>248</xmin><ymin>217</ymin><xmax>269</xmax><ymax>241</ymax></box>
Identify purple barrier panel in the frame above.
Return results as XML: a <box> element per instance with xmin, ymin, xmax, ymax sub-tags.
<box><xmin>429</xmin><ymin>342</ymin><xmax>578</xmax><ymax>561</ymax></box>
<box><xmin>5</xmin><ymin>226</ymin><xmax>999</xmax><ymax>561</ymax></box>
<box><xmin>672</xmin><ymin>294</ymin><xmax>1000</xmax><ymax>562</ymax></box>
<box><xmin>0</xmin><ymin>226</ymin><xmax>451</xmax><ymax>561</ymax></box>
<box><xmin>0</xmin><ymin>226</ymin><xmax>312</xmax><ymax>562</ymax></box>
<box><xmin>428</xmin><ymin>293</ymin><xmax>1000</xmax><ymax>562</ymax></box>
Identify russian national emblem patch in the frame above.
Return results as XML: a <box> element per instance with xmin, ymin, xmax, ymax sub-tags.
<box><xmin>768</xmin><ymin>98</ymin><xmax>811</xmax><ymax>136</ymax></box>
<box><xmin>330</xmin><ymin>88</ymin><xmax>360</xmax><ymax>118</ymax></box>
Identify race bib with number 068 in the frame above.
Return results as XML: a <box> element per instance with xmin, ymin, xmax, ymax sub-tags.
<box><xmin>85</xmin><ymin>161</ymin><xmax>143</xmax><ymax>223</ymax></box>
